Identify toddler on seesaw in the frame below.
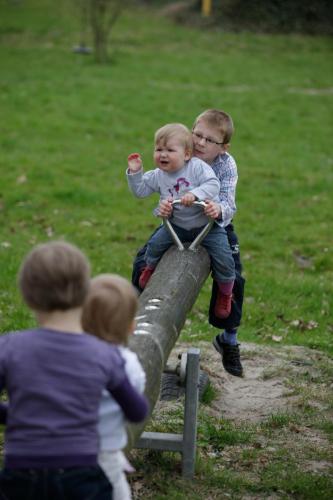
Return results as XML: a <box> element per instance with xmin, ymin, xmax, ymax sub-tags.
<box><xmin>131</xmin><ymin>111</ymin><xmax>245</xmax><ymax>377</ymax></box>
<box><xmin>127</xmin><ymin>122</ymin><xmax>235</xmax><ymax>319</ymax></box>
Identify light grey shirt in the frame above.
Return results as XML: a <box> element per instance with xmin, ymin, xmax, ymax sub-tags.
<box><xmin>127</xmin><ymin>157</ymin><xmax>220</xmax><ymax>230</ymax></box>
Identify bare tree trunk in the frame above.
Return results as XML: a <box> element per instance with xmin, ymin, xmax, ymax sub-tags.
<box><xmin>89</xmin><ymin>0</ymin><xmax>123</xmax><ymax>63</ymax></box>
<box><xmin>126</xmin><ymin>245</ymin><xmax>211</xmax><ymax>449</ymax></box>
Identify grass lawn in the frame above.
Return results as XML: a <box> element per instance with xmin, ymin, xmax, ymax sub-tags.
<box><xmin>0</xmin><ymin>0</ymin><xmax>332</xmax><ymax>497</ymax></box>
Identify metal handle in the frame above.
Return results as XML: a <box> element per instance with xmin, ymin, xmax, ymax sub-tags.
<box><xmin>172</xmin><ymin>199</ymin><xmax>206</xmax><ymax>208</ymax></box>
<box><xmin>163</xmin><ymin>199</ymin><xmax>214</xmax><ymax>252</ymax></box>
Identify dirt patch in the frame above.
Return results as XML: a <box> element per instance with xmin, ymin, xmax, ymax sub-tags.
<box><xmin>131</xmin><ymin>342</ymin><xmax>333</xmax><ymax>497</ymax></box>
<box><xmin>163</xmin><ymin>341</ymin><xmax>332</xmax><ymax>422</ymax></box>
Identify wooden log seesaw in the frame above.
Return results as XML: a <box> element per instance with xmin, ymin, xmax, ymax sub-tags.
<box><xmin>127</xmin><ymin>201</ymin><xmax>213</xmax><ymax>477</ymax></box>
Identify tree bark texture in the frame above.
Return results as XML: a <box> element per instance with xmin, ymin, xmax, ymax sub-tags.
<box><xmin>89</xmin><ymin>0</ymin><xmax>123</xmax><ymax>63</ymax></box>
<box><xmin>126</xmin><ymin>245</ymin><xmax>211</xmax><ymax>449</ymax></box>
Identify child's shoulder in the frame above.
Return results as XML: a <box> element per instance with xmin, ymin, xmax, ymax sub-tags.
<box><xmin>118</xmin><ymin>345</ymin><xmax>140</xmax><ymax>365</ymax></box>
<box><xmin>119</xmin><ymin>346</ymin><xmax>146</xmax><ymax>388</ymax></box>
<box><xmin>82</xmin><ymin>334</ymin><xmax>125</xmax><ymax>371</ymax></box>
<box><xmin>189</xmin><ymin>156</ymin><xmax>214</xmax><ymax>171</ymax></box>
<box><xmin>83</xmin><ymin>332</ymin><xmax>121</xmax><ymax>353</ymax></box>
<box><xmin>211</xmin><ymin>152</ymin><xmax>238</xmax><ymax>177</ymax></box>
<box><xmin>0</xmin><ymin>328</ymin><xmax>36</xmax><ymax>347</ymax></box>
<box><xmin>190</xmin><ymin>156</ymin><xmax>209</xmax><ymax>166</ymax></box>
<box><xmin>212</xmin><ymin>151</ymin><xmax>236</xmax><ymax>168</ymax></box>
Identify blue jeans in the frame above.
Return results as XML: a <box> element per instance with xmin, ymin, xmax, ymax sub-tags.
<box><xmin>0</xmin><ymin>465</ymin><xmax>112</xmax><ymax>500</ymax></box>
<box><xmin>145</xmin><ymin>223</ymin><xmax>235</xmax><ymax>283</ymax></box>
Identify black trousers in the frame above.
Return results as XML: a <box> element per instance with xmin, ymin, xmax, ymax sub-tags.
<box><xmin>0</xmin><ymin>465</ymin><xmax>112</xmax><ymax>500</ymax></box>
<box><xmin>131</xmin><ymin>223</ymin><xmax>245</xmax><ymax>331</ymax></box>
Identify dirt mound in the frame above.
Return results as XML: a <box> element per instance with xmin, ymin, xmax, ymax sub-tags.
<box><xmin>164</xmin><ymin>341</ymin><xmax>332</xmax><ymax>422</ymax></box>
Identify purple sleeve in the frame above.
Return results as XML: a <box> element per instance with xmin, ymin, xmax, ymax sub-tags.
<box><xmin>0</xmin><ymin>337</ymin><xmax>7</xmax><ymax>411</ymax></box>
<box><xmin>108</xmin><ymin>376</ymin><xmax>149</xmax><ymax>423</ymax></box>
<box><xmin>0</xmin><ymin>402</ymin><xmax>8</xmax><ymax>424</ymax></box>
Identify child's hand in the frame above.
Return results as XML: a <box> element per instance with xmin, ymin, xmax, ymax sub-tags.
<box><xmin>204</xmin><ymin>200</ymin><xmax>222</xmax><ymax>219</ymax></box>
<box><xmin>158</xmin><ymin>198</ymin><xmax>173</xmax><ymax>218</ymax></box>
<box><xmin>128</xmin><ymin>153</ymin><xmax>143</xmax><ymax>173</ymax></box>
<box><xmin>181</xmin><ymin>193</ymin><xmax>196</xmax><ymax>207</ymax></box>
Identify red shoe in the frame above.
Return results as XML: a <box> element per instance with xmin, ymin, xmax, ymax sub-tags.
<box><xmin>214</xmin><ymin>292</ymin><xmax>232</xmax><ymax>319</ymax></box>
<box><xmin>139</xmin><ymin>266</ymin><xmax>155</xmax><ymax>289</ymax></box>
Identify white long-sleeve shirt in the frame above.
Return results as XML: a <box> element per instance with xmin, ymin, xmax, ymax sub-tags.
<box><xmin>98</xmin><ymin>346</ymin><xmax>146</xmax><ymax>451</ymax></box>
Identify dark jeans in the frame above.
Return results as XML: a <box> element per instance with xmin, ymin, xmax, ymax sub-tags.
<box><xmin>131</xmin><ymin>223</ymin><xmax>245</xmax><ymax>331</ymax></box>
<box><xmin>208</xmin><ymin>223</ymin><xmax>245</xmax><ymax>330</ymax></box>
<box><xmin>0</xmin><ymin>465</ymin><xmax>112</xmax><ymax>500</ymax></box>
<box><xmin>145</xmin><ymin>223</ymin><xmax>235</xmax><ymax>283</ymax></box>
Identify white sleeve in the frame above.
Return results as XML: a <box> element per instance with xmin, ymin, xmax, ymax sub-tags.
<box><xmin>121</xmin><ymin>348</ymin><xmax>146</xmax><ymax>393</ymax></box>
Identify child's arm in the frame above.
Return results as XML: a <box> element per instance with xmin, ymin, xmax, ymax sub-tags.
<box><xmin>186</xmin><ymin>159</ymin><xmax>220</xmax><ymax>203</ymax></box>
<box><xmin>122</xmin><ymin>349</ymin><xmax>146</xmax><ymax>393</ymax></box>
<box><xmin>126</xmin><ymin>153</ymin><xmax>160</xmax><ymax>198</ymax></box>
<box><xmin>108</xmin><ymin>376</ymin><xmax>149</xmax><ymax>423</ymax></box>
<box><xmin>206</xmin><ymin>155</ymin><xmax>238</xmax><ymax>223</ymax></box>
<box><xmin>0</xmin><ymin>336</ymin><xmax>8</xmax><ymax>416</ymax></box>
<box><xmin>204</xmin><ymin>200</ymin><xmax>222</xmax><ymax>219</ymax></box>
<box><xmin>158</xmin><ymin>198</ymin><xmax>173</xmax><ymax>218</ymax></box>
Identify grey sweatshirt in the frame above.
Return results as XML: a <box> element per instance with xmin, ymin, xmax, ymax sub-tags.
<box><xmin>127</xmin><ymin>157</ymin><xmax>220</xmax><ymax>230</ymax></box>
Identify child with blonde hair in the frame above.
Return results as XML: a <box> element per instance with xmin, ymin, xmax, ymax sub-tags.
<box><xmin>82</xmin><ymin>274</ymin><xmax>146</xmax><ymax>500</ymax></box>
<box><xmin>127</xmin><ymin>122</ymin><xmax>235</xmax><ymax>319</ymax></box>
<box><xmin>132</xmin><ymin>111</ymin><xmax>245</xmax><ymax>377</ymax></box>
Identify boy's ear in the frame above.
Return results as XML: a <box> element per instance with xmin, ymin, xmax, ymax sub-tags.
<box><xmin>221</xmin><ymin>143</ymin><xmax>230</xmax><ymax>153</ymax></box>
<box><xmin>128</xmin><ymin>319</ymin><xmax>136</xmax><ymax>335</ymax></box>
<box><xmin>185</xmin><ymin>148</ymin><xmax>192</xmax><ymax>160</ymax></box>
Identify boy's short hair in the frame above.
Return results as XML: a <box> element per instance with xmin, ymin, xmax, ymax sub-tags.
<box><xmin>155</xmin><ymin>123</ymin><xmax>193</xmax><ymax>154</ymax></box>
<box><xmin>194</xmin><ymin>109</ymin><xmax>234</xmax><ymax>144</ymax></box>
<box><xmin>19</xmin><ymin>241</ymin><xmax>90</xmax><ymax>312</ymax></box>
<box><xmin>82</xmin><ymin>274</ymin><xmax>138</xmax><ymax>345</ymax></box>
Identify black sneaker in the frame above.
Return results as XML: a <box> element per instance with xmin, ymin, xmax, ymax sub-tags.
<box><xmin>213</xmin><ymin>335</ymin><xmax>243</xmax><ymax>377</ymax></box>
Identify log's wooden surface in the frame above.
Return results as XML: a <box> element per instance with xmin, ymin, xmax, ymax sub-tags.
<box><xmin>126</xmin><ymin>245</ymin><xmax>211</xmax><ymax>448</ymax></box>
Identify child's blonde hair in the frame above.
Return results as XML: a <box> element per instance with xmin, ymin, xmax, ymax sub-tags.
<box><xmin>82</xmin><ymin>274</ymin><xmax>138</xmax><ymax>345</ymax></box>
<box><xmin>154</xmin><ymin>123</ymin><xmax>193</xmax><ymax>154</ymax></box>
<box><xmin>193</xmin><ymin>109</ymin><xmax>234</xmax><ymax>144</ymax></box>
<box><xmin>18</xmin><ymin>241</ymin><xmax>90</xmax><ymax>312</ymax></box>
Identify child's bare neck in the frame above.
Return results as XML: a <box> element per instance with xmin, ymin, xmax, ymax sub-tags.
<box><xmin>35</xmin><ymin>307</ymin><xmax>83</xmax><ymax>334</ymax></box>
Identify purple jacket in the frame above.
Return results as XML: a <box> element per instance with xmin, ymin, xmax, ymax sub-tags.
<box><xmin>0</xmin><ymin>328</ymin><xmax>148</xmax><ymax>468</ymax></box>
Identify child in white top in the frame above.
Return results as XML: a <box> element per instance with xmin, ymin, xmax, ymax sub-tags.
<box><xmin>82</xmin><ymin>273</ymin><xmax>146</xmax><ymax>500</ymax></box>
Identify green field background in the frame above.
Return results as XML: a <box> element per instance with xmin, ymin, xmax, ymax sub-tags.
<box><xmin>0</xmin><ymin>0</ymin><xmax>332</xmax><ymax>354</ymax></box>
